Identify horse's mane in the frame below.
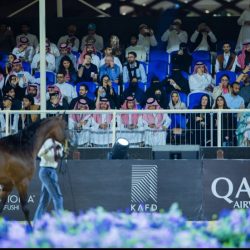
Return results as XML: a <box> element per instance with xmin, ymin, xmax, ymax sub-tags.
<box><xmin>0</xmin><ymin>117</ymin><xmax>49</xmax><ymax>151</ymax></box>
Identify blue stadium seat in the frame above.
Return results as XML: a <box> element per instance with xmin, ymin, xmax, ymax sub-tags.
<box><xmin>147</xmin><ymin>60</ymin><xmax>168</xmax><ymax>82</ymax></box>
<box><xmin>0</xmin><ymin>51</ymin><xmax>8</xmax><ymax>63</ymax></box>
<box><xmin>181</xmin><ymin>71</ymin><xmax>189</xmax><ymax>80</ymax></box>
<box><xmin>75</xmin><ymin>82</ymin><xmax>96</xmax><ymax>101</ymax></box>
<box><xmin>71</xmin><ymin>51</ymin><xmax>81</xmax><ymax>61</ymax></box>
<box><xmin>0</xmin><ymin>61</ymin><xmax>5</xmax><ymax>72</ymax></box>
<box><xmin>169</xmin><ymin>114</ymin><xmax>187</xmax><ymax>129</ymax></box>
<box><xmin>192</xmin><ymin>50</ymin><xmax>211</xmax><ymax>62</ymax></box>
<box><xmin>34</xmin><ymin>71</ymin><xmax>56</xmax><ymax>85</ymax></box>
<box><xmin>76</xmin><ymin>81</ymin><xmax>97</xmax><ymax>94</ymax></box>
<box><xmin>215</xmin><ymin>70</ymin><xmax>237</xmax><ymax>85</ymax></box>
<box><xmin>22</xmin><ymin>61</ymin><xmax>31</xmax><ymax>74</ymax></box>
<box><xmin>111</xmin><ymin>82</ymin><xmax>119</xmax><ymax>95</ymax></box>
<box><xmin>147</xmin><ymin>49</ymin><xmax>169</xmax><ymax>82</ymax></box>
<box><xmin>187</xmin><ymin>91</ymin><xmax>212</xmax><ymax>109</ymax></box>
<box><xmin>191</xmin><ymin>50</ymin><xmax>212</xmax><ymax>73</ymax></box>
<box><xmin>86</xmin><ymin>92</ymin><xmax>96</xmax><ymax>101</ymax></box>
<box><xmin>123</xmin><ymin>81</ymin><xmax>147</xmax><ymax>92</ymax></box>
<box><xmin>148</xmin><ymin>49</ymin><xmax>169</xmax><ymax>62</ymax></box>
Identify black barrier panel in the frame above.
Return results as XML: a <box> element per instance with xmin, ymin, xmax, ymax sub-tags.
<box><xmin>201</xmin><ymin>147</ymin><xmax>250</xmax><ymax>159</ymax></box>
<box><xmin>70</xmin><ymin>147</ymin><xmax>153</xmax><ymax>160</ymax></box>
<box><xmin>62</xmin><ymin>160</ymin><xmax>132</xmax><ymax>212</ymax></box>
<box><xmin>61</xmin><ymin>160</ymin><xmax>202</xmax><ymax>219</ymax></box>
<box><xmin>1</xmin><ymin>160</ymin><xmax>202</xmax><ymax>221</ymax></box>
<box><xmin>202</xmin><ymin>160</ymin><xmax>250</xmax><ymax>220</ymax></box>
<box><xmin>157</xmin><ymin>160</ymin><xmax>202</xmax><ymax>220</ymax></box>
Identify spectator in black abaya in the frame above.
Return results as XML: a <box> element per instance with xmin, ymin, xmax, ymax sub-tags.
<box><xmin>163</xmin><ymin>64</ymin><xmax>190</xmax><ymax>95</ymax></box>
<box><xmin>187</xmin><ymin>94</ymin><xmax>212</xmax><ymax>146</ymax></box>
<box><xmin>144</xmin><ymin>76</ymin><xmax>167</xmax><ymax>109</ymax></box>
<box><xmin>170</xmin><ymin>42</ymin><xmax>192</xmax><ymax>74</ymax></box>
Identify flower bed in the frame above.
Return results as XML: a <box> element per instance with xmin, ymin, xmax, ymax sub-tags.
<box><xmin>0</xmin><ymin>203</ymin><xmax>250</xmax><ymax>248</ymax></box>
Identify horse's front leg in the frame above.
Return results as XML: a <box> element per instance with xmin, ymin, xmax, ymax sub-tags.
<box><xmin>16</xmin><ymin>178</ymin><xmax>32</xmax><ymax>227</ymax></box>
<box><xmin>0</xmin><ymin>182</ymin><xmax>13</xmax><ymax>213</ymax></box>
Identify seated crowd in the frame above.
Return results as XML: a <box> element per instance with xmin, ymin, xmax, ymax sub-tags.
<box><xmin>0</xmin><ymin>20</ymin><xmax>250</xmax><ymax>147</ymax></box>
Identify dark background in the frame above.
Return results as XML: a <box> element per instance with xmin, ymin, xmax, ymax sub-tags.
<box><xmin>0</xmin><ymin>14</ymin><xmax>240</xmax><ymax>51</ymax></box>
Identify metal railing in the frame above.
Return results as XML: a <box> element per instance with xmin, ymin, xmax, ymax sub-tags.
<box><xmin>1</xmin><ymin>109</ymin><xmax>249</xmax><ymax>148</ymax></box>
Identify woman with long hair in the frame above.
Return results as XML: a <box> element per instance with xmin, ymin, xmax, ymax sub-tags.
<box><xmin>168</xmin><ymin>91</ymin><xmax>186</xmax><ymax>110</ymax></box>
<box><xmin>187</xmin><ymin>94</ymin><xmax>212</xmax><ymax>146</ymax></box>
<box><xmin>95</xmin><ymin>74</ymin><xmax>119</xmax><ymax>109</ymax></box>
<box><xmin>212</xmin><ymin>74</ymin><xmax>231</xmax><ymax>101</ymax></box>
<box><xmin>109</xmin><ymin>35</ymin><xmax>124</xmax><ymax>62</ymax></box>
<box><xmin>5</xmin><ymin>53</ymin><xmax>16</xmax><ymax>75</ymax></box>
<box><xmin>213</xmin><ymin>95</ymin><xmax>236</xmax><ymax>146</ymax></box>
<box><xmin>168</xmin><ymin>91</ymin><xmax>187</xmax><ymax>144</ymax></box>
<box><xmin>58</xmin><ymin>55</ymin><xmax>77</xmax><ymax>84</ymax></box>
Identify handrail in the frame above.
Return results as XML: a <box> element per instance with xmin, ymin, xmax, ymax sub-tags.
<box><xmin>1</xmin><ymin>109</ymin><xmax>249</xmax><ymax>114</ymax></box>
<box><xmin>2</xmin><ymin>109</ymin><xmax>250</xmax><ymax>147</ymax></box>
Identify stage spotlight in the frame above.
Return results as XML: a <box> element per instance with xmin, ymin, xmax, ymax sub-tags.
<box><xmin>108</xmin><ymin>138</ymin><xmax>129</xmax><ymax>159</ymax></box>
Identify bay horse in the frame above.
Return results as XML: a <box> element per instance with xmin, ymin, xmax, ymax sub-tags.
<box><xmin>0</xmin><ymin>115</ymin><xmax>67</xmax><ymax>226</ymax></box>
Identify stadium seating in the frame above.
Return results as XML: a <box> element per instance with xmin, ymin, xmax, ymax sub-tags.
<box><xmin>71</xmin><ymin>51</ymin><xmax>81</xmax><ymax>61</ymax></box>
<box><xmin>123</xmin><ymin>81</ymin><xmax>147</xmax><ymax>92</ymax></box>
<box><xmin>0</xmin><ymin>51</ymin><xmax>8</xmax><ymax>63</ymax></box>
<box><xmin>149</xmin><ymin>49</ymin><xmax>169</xmax><ymax>62</ymax></box>
<box><xmin>75</xmin><ymin>82</ymin><xmax>97</xmax><ymax>101</ymax></box>
<box><xmin>169</xmin><ymin>114</ymin><xmax>187</xmax><ymax>129</ymax></box>
<box><xmin>34</xmin><ymin>71</ymin><xmax>56</xmax><ymax>85</ymax></box>
<box><xmin>147</xmin><ymin>49</ymin><xmax>169</xmax><ymax>82</ymax></box>
<box><xmin>191</xmin><ymin>50</ymin><xmax>212</xmax><ymax>73</ymax></box>
<box><xmin>187</xmin><ymin>90</ymin><xmax>212</xmax><ymax>109</ymax></box>
<box><xmin>22</xmin><ymin>61</ymin><xmax>32</xmax><ymax>74</ymax></box>
<box><xmin>112</xmin><ymin>82</ymin><xmax>119</xmax><ymax>95</ymax></box>
<box><xmin>76</xmin><ymin>81</ymin><xmax>97</xmax><ymax>94</ymax></box>
<box><xmin>147</xmin><ymin>60</ymin><xmax>168</xmax><ymax>82</ymax></box>
<box><xmin>192</xmin><ymin>50</ymin><xmax>211</xmax><ymax>62</ymax></box>
<box><xmin>215</xmin><ymin>70</ymin><xmax>237</xmax><ymax>85</ymax></box>
<box><xmin>0</xmin><ymin>61</ymin><xmax>5</xmax><ymax>72</ymax></box>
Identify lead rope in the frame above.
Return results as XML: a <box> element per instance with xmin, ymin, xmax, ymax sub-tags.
<box><xmin>61</xmin><ymin>139</ymin><xmax>77</xmax><ymax>213</ymax></box>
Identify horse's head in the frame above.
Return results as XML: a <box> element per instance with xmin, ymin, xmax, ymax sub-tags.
<box><xmin>47</xmin><ymin>115</ymin><xmax>68</xmax><ymax>144</ymax></box>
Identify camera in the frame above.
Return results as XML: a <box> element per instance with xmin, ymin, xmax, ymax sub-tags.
<box><xmin>200</xmin><ymin>28</ymin><xmax>207</xmax><ymax>32</ymax></box>
<box><xmin>171</xmin><ymin>25</ymin><xmax>177</xmax><ymax>30</ymax></box>
<box><xmin>144</xmin><ymin>28</ymin><xmax>151</xmax><ymax>36</ymax></box>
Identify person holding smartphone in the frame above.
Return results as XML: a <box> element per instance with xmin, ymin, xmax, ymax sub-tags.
<box><xmin>161</xmin><ymin>19</ymin><xmax>188</xmax><ymax>53</ymax></box>
<box><xmin>77</xmin><ymin>54</ymin><xmax>98</xmax><ymax>82</ymax></box>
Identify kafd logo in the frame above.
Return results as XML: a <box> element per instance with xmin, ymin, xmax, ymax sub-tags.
<box><xmin>130</xmin><ymin>165</ymin><xmax>158</xmax><ymax>212</ymax></box>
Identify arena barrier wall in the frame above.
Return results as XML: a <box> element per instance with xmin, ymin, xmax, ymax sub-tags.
<box><xmin>1</xmin><ymin>160</ymin><xmax>249</xmax><ymax>221</ymax></box>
